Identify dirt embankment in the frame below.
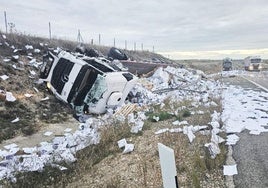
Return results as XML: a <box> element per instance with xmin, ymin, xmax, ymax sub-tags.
<box><xmin>0</xmin><ymin>32</ymin><xmax>226</xmax><ymax>188</ymax></box>
<box><xmin>0</xmin><ymin>32</ymin><xmax>175</xmax><ymax>143</ymax></box>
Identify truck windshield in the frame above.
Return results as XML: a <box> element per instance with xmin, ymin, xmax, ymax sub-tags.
<box><xmin>251</xmin><ymin>59</ymin><xmax>261</xmax><ymax>64</ymax></box>
<box><xmin>84</xmin><ymin>74</ymin><xmax>107</xmax><ymax>104</ymax></box>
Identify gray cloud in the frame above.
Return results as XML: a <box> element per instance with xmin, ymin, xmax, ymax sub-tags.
<box><xmin>1</xmin><ymin>0</ymin><xmax>268</xmax><ymax>58</ymax></box>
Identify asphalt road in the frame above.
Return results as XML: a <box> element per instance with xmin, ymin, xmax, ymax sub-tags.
<box><xmin>222</xmin><ymin>72</ymin><xmax>268</xmax><ymax>188</ymax></box>
<box><xmin>243</xmin><ymin>71</ymin><xmax>268</xmax><ymax>91</ymax></box>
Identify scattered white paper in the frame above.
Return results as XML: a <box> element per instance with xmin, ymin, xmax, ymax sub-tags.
<box><xmin>249</xmin><ymin>130</ymin><xmax>261</xmax><ymax>135</ymax></box>
<box><xmin>205</xmin><ymin>142</ymin><xmax>220</xmax><ymax>159</ymax></box>
<box><xmin>6</xmin><ymin>92</ymin><xmax>16</xmax><ymax>102</ymax></box>
<box><xmin>29</xmin><ymin>70</ymin><xmax>36</xmax><ymax>76</ymax></box>
<box><xmin>24</xmin><ymin>93</ymin><xmax>33</xmax><ymax>98</ymax></box>
<box><xmin>4</xmin><ymin>143</ymin><xmax>18</xmax><ymax>150</ymax></box>
<box><xmin>12</xmin><ymin>55</ymin><xmax>19</xmax><ymax>60</ymax></box>
<box><xmin>223</xmin><ymin>164</ymin><xmax>238</xmax><ymax>176</ymax></box>
<box><xmin>11</xmin><ymin>117</ymin><xmax>19</xmax><ymax>123</ymax></box>
<box><xmin>33</xmin><ymin>87</ymin><xmax>39</xmax><ymax>93</ymax></box>
<box><xmin>44</xmin><ymin>131</ymin><xmax>53</xmax><ymax>136</ymax></box>
<box><xmin>34</xmin><ymin>49</ymin><xmax>41</xmax><ymax>53</ymax></box>
<box><xmin>23</xmin><ymin>147</ymin><xmax>37</xmax><ymax>154</ymax></box>
<box><xmin>172</xmin><ymin>120</ymin><xmax>180</xmax><ymax>125</ymax></box>
<box><xmin>25</xmin><ymin>45</ymin><xmax>33</xmax><ymax>50</ymax></box>
<box><xmin>0</xmin><ymin>75</ymin><xmax>9</xmax><ymax>80</ymax></box>
<box><xmin>183</xmin><ymin>126</ymin><xmax>195</xmax><ymax>143</ymax></box>
<box><xmin>226</xmin><ymin>134</ymin><xmax>239</xmax><ymax>145</ymax></box>
<box><xmin>123</xmin><ymin>143</ymin><xmax>134</xmax><ymax>154</ymax></box>
<box><xmin>155</xmin><ymin>128</ymin><xmax>169</xmax><ymax>135</ymax></box>
<box><xmin>169</xmin><ymin>128</ymin><xmax>182</xmax><ymax>133</ymax></box>
<box><xmin>153</xmin><ymin>116</ymin><xmax>160</xmax><ymax>122</ymax></box>
<box><xmin>51</xmin><ymin>164</ymin><xmax>68</xmax><ymax>171</ymax></box>
<box><xmin>172</xmin><ymin>120</ymin><xmax>188</xmax><ymax>126</ymax></box>
<box><xmin>117</xmin><ymin>138</ymin><xmax>127</xmax><ymax>148</ymax></box>
<box><xmin>41</xmin><ymin>96</ymin><xmax>49</xmax><ymax>101</ymax></box>
<box><xmin>130</xmin><ymin>120</ymin><xmax>144</xmax><ymax>133</ymax></box>
<box><xmin>64</xmin><ymin>128</ymin><xmax>72</xmax><ymax>132</ymax></box>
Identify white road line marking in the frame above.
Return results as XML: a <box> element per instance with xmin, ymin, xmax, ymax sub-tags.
<box><xmin>241</xmin><ymin>76</ymin><xmax>268</xmax><ymax>92</ymax></box>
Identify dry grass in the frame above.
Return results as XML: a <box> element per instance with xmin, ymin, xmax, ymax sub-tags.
<box><xmin>3</xmin><ymin>96</ymin><xmax>227</xmax><ymax>187</ymax></box>
<box><xmin>1</xmin><ymin>31</ymin><xmax>226</xmax><ymax>187</ymax></box>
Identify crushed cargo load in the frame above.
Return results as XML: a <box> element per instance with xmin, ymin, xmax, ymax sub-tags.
<box><xmin>39</xmin><ymin>50</ymin><xmax>138</xmax><ymax>119</ymax></box>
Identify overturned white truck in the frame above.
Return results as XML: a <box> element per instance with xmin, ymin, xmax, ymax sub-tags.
<box><xmin>39</xmin><ymin>50</ymin><xmax>138</xmax><ymax>118</ymax></box>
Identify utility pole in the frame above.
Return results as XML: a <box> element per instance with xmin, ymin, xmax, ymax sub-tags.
<box><xmin>134</xmin><ymin>42</ymin><xmax>136</xmax><ymax>51</ymax></box>
<box><xmin>98</xmin><ymin>34</ymin><xmax>101</xmax><ymax>45</ymax></box>
<box><xmin>49</xmin><ymin>22</ymin><xmax>51</xmax><ymax>40</ymax></box>
<box><xmin>77</xmin><ymin>29</ymin><xmax>83</xmax><ymax>43</ymax></box>
<box><xmin>141</xmin><ymin>43</ymin><xmax>143</xmax><ymax>51</ymax></box>
<box><xmin>153</xmin><ymin>45</ymin><xmax>155</xmax><ymax>53</ymax></box>
<box><xmin>113</xmin><ymin>38</ymin><xmax>115</xmax><ymax>47</ymax></box>
<box><xmin>4</xmin><ymin>11</ymin><xmax>7</xmax><ymax>33</ymax></box>
<box><xmin>125</xmin><ymin>40</ymin><xmax>127</xmax><ymax>50</ymax></box>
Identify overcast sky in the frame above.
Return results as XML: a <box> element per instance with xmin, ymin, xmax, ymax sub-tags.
<box><xmin>1</xmin><ymin>0</ymin><xmax>268</xmax><ymax>59</ymax></box>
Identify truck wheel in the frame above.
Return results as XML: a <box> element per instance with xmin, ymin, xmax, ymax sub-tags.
<box><xmin>108</xmin><ymin>47</ymin><xmax>128</xmax><ymax>60</ymax></box>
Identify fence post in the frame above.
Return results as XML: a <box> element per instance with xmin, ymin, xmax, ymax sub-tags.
<box><xmin>49</xmin><ymin>22</ymin><xmax>51</xmax><ymax>40</ymax></box>
<box><xmin>4</xmin><ymin>11</ymin><xmax>7</xmax><ymax>33</ymax></box>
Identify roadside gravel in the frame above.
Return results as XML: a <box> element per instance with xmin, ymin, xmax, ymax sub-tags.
<box><xmin>233</xmin><ymin>131</ymin><xmax>268</xmax><ymax>188</ymax></box>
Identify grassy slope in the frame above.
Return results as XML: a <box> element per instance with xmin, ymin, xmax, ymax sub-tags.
<box><xmin>0</xmin><ymin>32</ymin><xmax>226</xmax><ymax>187</ymax></box>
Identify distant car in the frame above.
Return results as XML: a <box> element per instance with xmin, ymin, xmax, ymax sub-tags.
<box><xmin>222</xmin><ymin>57</ymin><xmax>232</xmax><ymax>71</ymax></box>
<box><xmin>39</xmin><ymin>50</ymin><xmax>137</xmax><ymax>117</ymax></box>
<box><xmin>244</xmin><ymin>56</ymin><xmax>262</xmax><ymax>71</ymax></box>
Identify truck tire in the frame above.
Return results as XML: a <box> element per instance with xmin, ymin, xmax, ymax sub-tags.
<box><xmin>108</xmin><ymin>47</ymin><xmax>128</xmax><ymax>60</ymax></box>
<box><xmin>85</xmin><ymin>48</ymin><xmax>99</xmax><ymax>57</ymax></box>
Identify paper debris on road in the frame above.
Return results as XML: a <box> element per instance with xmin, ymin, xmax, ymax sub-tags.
<box><xmin>223</xmin><ymin>164</ymin><xmax>238</xmax><ymax>176</ymax></box>
<box><xmin>226</xmin><ymin>134</ymin><xmax>239</xmax><ymax>145</ymax></box>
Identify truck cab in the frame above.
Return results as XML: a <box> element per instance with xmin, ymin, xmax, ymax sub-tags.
<box><xmin>39</xmin><ymin>50</ymin><xmax>137</xmax><ymax>117</ymax></box>
<box><xmin>244</xmin><ymin>56</ymin><xmax>262</xmax><ymax>71</ymax></box>
<box><xmin>222</xmin><ymin>57</ymin><xmax>232</xmax><ymax>71</ymax></box>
